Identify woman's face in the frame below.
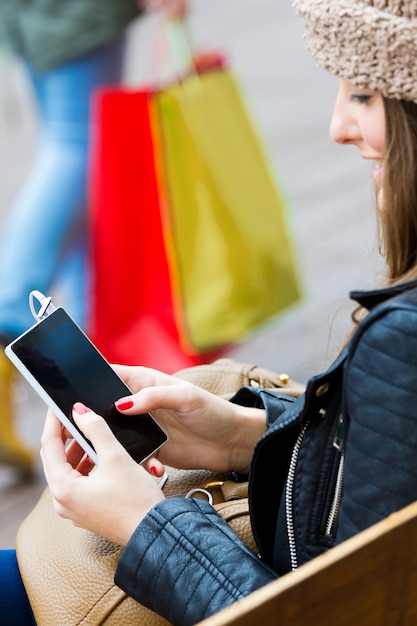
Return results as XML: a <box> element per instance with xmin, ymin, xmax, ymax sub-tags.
<box><xmin>329</xmin><ymin>78</ymin><xmax>386</xmax><ymax>195</ymax></box>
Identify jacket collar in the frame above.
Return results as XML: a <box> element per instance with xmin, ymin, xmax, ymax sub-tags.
<box><xmin>349</xmin><ymin>278</ymin><xmax>417</xmax><ymax>311</ymax></box>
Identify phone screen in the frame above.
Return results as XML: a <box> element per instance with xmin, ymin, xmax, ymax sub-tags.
<box><xmin>7</xmin><ymin>308</ymin><xmax>167</xmax><ymax>463</ymax></box>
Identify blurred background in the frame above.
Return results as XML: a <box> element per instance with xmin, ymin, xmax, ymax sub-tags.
<box><xmin>0</xmin><ymin>0</ymin><xmax>380</xmax><ymax>546</ymax></box>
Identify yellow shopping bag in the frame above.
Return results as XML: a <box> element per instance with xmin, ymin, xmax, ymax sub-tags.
<box><xmin>152</xmin><ymin>65</ymin><xmax>301</xmax><ymax>354</ymax></box>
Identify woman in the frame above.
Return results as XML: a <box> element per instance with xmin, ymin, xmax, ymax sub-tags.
<box><xmin>0</xmin><ymin>0</ymin><xmax>187</xmax><ymax>476</ymax></box>
<box><xmin>3</xmin><ymin>0</ymin><xmax>417</xmax><ymax>624</ymax></box>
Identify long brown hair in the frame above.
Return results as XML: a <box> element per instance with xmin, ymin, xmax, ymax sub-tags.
<box><xmin>380</xmin><ymin>97</ymin><xmax>417</xmax><ymax>284</ymax></box>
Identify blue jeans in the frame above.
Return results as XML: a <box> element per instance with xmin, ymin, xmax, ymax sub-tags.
<box><xmin>0</xmin><ymin>37</ymin><xmax>125</xmax><ymax>340</ymax></box>
<box><xmin>0</xmin><ymin>550</ymin><xmax>35</xmax><ymax>625</ymax></box>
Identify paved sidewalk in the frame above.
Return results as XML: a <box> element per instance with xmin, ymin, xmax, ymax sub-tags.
<box><xmin>0</xmin><ymin>0</ymin><xmax>379</xmax><ymax>547</ymax></box>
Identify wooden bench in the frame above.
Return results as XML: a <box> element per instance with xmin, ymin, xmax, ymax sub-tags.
<box><xmin>199</xmin><ymin>500</ymin><xmax>417</xmax><ymax>625</ymax></box>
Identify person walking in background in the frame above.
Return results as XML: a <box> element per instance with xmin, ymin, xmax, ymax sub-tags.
<box><xmin>0</xmin><ymin>0</ymin><xmax>187</xmax><ymax>476</ymax></box>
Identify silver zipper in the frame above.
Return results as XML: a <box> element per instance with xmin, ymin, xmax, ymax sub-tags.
<box><xmin>286</xmin><ymin>422</ymin><xmax>309</xmax><ymax>571</ymax></box>
<box><xmin>286</xmin><ymin>417</ymin><xmax>345</xmax><ymax>569</ymax></box>
<box><xmin>325</xmin><ymin>453</ymin><xmax>344</xmax><ymax>536</ymax></box>
<box><xmin>325</xmin><ymin>412</ymin><xmax>345</xmax><ymax>537</ymax></box>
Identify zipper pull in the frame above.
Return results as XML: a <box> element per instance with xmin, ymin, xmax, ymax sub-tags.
<box><xmin>333</xmin><ymin>413</ymin><xmax>344</xmax><ymax>452</ymax></box>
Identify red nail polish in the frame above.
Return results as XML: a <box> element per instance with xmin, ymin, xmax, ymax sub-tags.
<box><xmin>115</xmin><ymin>400</ymin><xmax>134</xmax><ymax>410</ymax></box>
<box><xmin>150</xmin><ymin>466</ymin><xmax>159</xmax><ymax>476</ymax></box>
<box><xmin>73</xmin><ymin>402</ymin><xmax>90</xmax><ymax>415</ymax></box>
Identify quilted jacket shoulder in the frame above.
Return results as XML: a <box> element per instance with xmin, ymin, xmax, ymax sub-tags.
<box><xmin>338</xmin><ymin>288</ymin><xmax>417</xmax><ymax>542</ymax></box>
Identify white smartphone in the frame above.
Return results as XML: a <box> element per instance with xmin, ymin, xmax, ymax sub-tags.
<box><xmin>5</xmin><ymin>298</ymin><xmax>168</xmax><ymax>465</ymax></box>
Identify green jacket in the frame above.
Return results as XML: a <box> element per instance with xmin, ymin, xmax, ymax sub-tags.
<box><xmin>0</xmin><ymin>0</ymin><xmax>142</xmax><ymax>72</ymax></box>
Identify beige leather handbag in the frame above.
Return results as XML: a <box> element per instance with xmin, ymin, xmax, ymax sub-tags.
<box><xmin>16</xmin><ymin>359</ymin><xmax>304</xmax><ymax>625</ymax></box>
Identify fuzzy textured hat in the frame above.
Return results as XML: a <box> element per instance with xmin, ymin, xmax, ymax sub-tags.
<box><xmin>294</xmin><ymin>0</ymin><xmax>417</xmax><ymax>103</ymax></box>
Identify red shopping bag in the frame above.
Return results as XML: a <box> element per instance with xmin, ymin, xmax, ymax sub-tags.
<box><xmin>88</xmin><ymin>84</ymin><xmax>226</xmax><ymax>371</ymax></box>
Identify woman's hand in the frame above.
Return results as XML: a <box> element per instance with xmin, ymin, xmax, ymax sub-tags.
<box><xmin>40</xmin><ymin>364</ymin><xmax>266</xmax><ymax>542</ymax></box>
<box><xmin>113</xmin><ymin>366</ymin><xmax>267</xmax><ymax>475</ymax></box>
<box><xmin>40</xmin><ymin>406</ymin><xmax>165</xmax><ymax>546</ymax></box>
<box><xmin>141</xmin><ymin>0</ymin><xmax>188</xmax><ymax>19</ymax></box>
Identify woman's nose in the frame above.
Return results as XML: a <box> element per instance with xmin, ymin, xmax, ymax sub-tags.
<box><xmin>329</xmin><ymin>102</ymin><xmax>359</xmax><ymax>145</ymax></box>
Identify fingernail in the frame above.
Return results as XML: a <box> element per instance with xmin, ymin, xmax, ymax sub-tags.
<box><xmin>73</xmin><ymin>402</ymin><xmax>90</xmax><ymax>415</ymax></box>
<box><xmin>115</xmin><ymin>399</ymin><xmax>134</xmax><ymax>410</ymax></box>
<box><xmin>150</xmin><ymin>466</ymin><xmax>159</xmax><ymax>476</ymax></box>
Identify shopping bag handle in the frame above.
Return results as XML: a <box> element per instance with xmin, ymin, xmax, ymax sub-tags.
<box><xmin>139</xmin><ymin>16</ymin><xmax>226</xmax><ymax>90</ymax></box>
<box><xmin>162</xmin><ymin>19</ymin><xmax>227</xmax><ymax>92</ymax></box>
<box><xmin>142</xmin><ymin>16</ymin><xmax>196</xmax><ymax>88</ymax></box>
<box><xmin>163</xmin><ymin>18</ymin><xmax>196</xmax><ymax>79</ymax></box>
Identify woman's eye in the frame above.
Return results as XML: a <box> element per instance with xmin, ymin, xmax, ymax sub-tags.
<box><xmin>350</xmin><ymin>94</ymin><xmax>371</xmax><ymax>104</ymax></box>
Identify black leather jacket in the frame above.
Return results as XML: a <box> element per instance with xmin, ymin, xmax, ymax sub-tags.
<box><xmin>115</xmin><ymin>280</ymin><xmax>417</xmax><ymax>625</ymax></box>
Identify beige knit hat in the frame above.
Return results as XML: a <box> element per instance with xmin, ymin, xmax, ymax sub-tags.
<box><xmin>294</xmin><ymin>0</ymin><xmax>417</xmax><ymax>103</ymax></box>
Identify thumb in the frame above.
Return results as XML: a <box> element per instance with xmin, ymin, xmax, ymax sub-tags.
<box><xmin>72</xmin><ymin>402</ymin><xmax>125</xmax><ymax>461</ymax></box>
